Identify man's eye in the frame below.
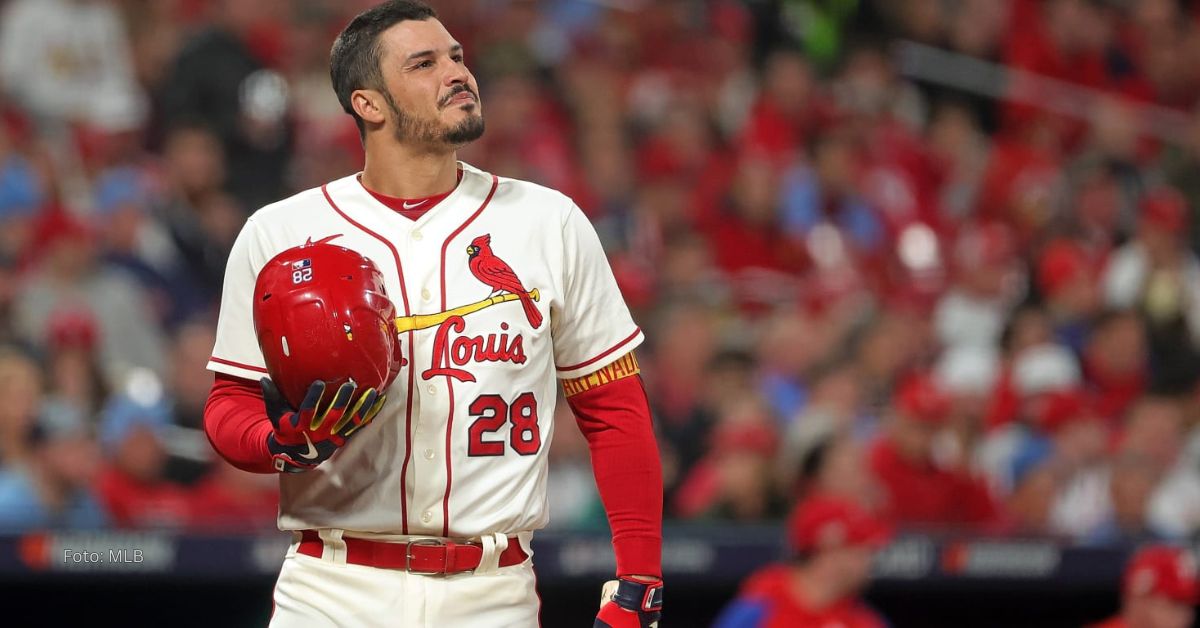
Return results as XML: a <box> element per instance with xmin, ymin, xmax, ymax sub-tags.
<box><xmin>452</xmin><ymin>55</ymin><xmax>464</xmax><ymax>63</ymax></box>
<box><xmin>417</xmin><ymin>60</ymin><xmax>434</xmax><ymax>69</ymax></box>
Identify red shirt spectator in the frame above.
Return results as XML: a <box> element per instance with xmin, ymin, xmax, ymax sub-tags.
<box><xmin>736</xmin><ymin>50</ymin><xmax>827</xmax><ymax>164</ymax></box>
<box><xmin>1083</xmin><ymin>310</ymin><xmax>1147</xmax><ymax>422</ymax></box>
<box><xmin>869</xmin><ymin>374</ymin><xmax>997</xmax><ymax>528</ymax></box>
<box><xmin>93</xmin><ymin>392</ymin><xmax>191</xmax><ymax>528</ymax></box>
<box><xmin>713</xmin><ymin>496</ymin><xmax>890</xmax><ymax>628</ymax></box>
<box><xmin>188</xmin><ymin>462</ymin><xmax>278</xmax><ymax>531</ymax></box>
<box><xmin>975</xmin><ymin>138</ymin><xmax>1064</xmax><ymax>240</ymax></box>
<box><xmin>707</xmin><ymin>219</ymin><xmax>804</xmax><ymax>277</ymax></box>
<box><xmin>1002</xmin><ymin>0</ymin><xmax>1111</xmax><ymax>149</ymax></box>
<box><xmin>869</xmin><ymin>438</ymin><xmax>997</xmax><ymax>528</ymax></box>
<box><xmin>96</xmin><ymin>465</ymin><xmax>191</xmax><ymax>528</ymax></box>
<box><xmin>705</xmin><ymin>157</ymin><xmax>807</xmax><ymax>282</ymax></box>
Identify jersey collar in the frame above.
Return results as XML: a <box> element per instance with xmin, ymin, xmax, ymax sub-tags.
<box><xmin>329</xmin><ymin>161</ymin><xmax>491</xmax><ymax>233</ymax></box>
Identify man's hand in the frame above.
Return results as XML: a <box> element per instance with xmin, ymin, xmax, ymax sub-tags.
<box><xmin>262</xmin><ymin>378</ymin><xmax>386</xmax><ymax>473</ymax></box>
<box><xmin>595</xmin><ymin>578</ymin><xmax>663</xmax><ymax>628</ymax></box>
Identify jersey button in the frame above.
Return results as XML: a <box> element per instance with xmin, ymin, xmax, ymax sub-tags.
<box><xmin>421</xmin><ymin>511</ymin><xmax>433</xmax><ymax>523</ymax></box>
<box><xmin>424</xmin><ymin>448</ymin><xmax>435</xmax><ymax>460</ymax></box>
<box><xmin>426</xmin><ymin>384</ymin><xmax>436</xmax><ymax>395</ymax></box>
<box><xmin>421</xmin><ymin>288</ymin><xmax>431</xmax><ymax>301</ymax></box>
<box><xmin>411</xmin><ymin>230</ymin><xmax>423</xmax><ymax>241</ymax></box>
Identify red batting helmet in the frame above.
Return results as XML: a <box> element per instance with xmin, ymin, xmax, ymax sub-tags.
<box><xmin>252</xmin><ymin>242</ymin><xmax>403</xmax><ymax>409</ymax></box>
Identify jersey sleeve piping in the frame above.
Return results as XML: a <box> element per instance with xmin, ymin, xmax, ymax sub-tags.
<box><xmin>207</xmin><ymin>356</ymin><xmax>268</xmax><ymax>380</ymax></box>
<box><xmin>555</xmin><ymin>327</ymin><xmax>644</xmax><ymax>378</ymax></box>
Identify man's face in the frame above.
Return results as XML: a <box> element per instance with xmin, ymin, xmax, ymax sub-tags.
<box><xmin>44</xmin><ymin>436</ymin><xmax>100</xmax><ymax>488</ymax></box>
<box><xmin>1127</xmin><ymin>594</ymin><xmax>1195</xmax><ymax>628</ymax></box>
<box><xmin>1110</xmin><ymin>460</ymin><xmax>1156</xmax><ymax>527</ymax></box>
<box><xmin>814</xmin><ymin>545</ymin><xmax>875</xmax><ymax>597</ymax></box>
<box><xmin>374</xmin><ymin>19</ymin><xmax>484</xmax><ymax>148</ymax></box>
<box><xmin>893</xmin><ymin>415</ymin><xmax>938</xmax><ymax>462</ymax></box>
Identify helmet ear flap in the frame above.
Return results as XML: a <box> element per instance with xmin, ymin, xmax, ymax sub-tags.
<box><xmin>253</xmin><ymin>242</ymin><xmax>403</xmax><ymax>409</ymax></box>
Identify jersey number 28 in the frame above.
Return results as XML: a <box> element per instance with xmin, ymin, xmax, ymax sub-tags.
<box><xmin>467</xmin><ymin>393</ymin><xmax>541</xmax><ymax>456</ymax></box>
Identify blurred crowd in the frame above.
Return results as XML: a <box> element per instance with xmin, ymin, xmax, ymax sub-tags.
<box><xmin>2</xmin><ymin>0</ymin><xmax>1200</xmax><ymax>546</ymax></box>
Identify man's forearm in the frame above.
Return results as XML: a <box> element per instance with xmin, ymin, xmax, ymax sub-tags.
<box><xmin>203</xmin><ymin>373</ymin><xmax>276</xmax><ymax>474</ymax></box>
<box><xmin>565</xmin><ymin>354</ymin><xmax>663</xmax><ymax>578</ymax></box>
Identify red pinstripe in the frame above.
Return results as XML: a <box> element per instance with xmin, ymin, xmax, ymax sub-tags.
<box><xmin>438</xmin><ymin>174</ymin><xmax>499</xmax><ymax>536</ymax></box>
<box><xmin>321</xmin><ymin>184</ymin><xmax>417</xmax><ymax>534</ymax></box>
<box><xmin>533</xmin><ymin>562</ymin><xmax>543</xmax><ymax>627</ymax></box>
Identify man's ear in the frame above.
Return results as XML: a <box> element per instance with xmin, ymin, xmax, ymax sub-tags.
<box><xmin>351</xmin><ymin>89</ymin><xmax>387</xmax><ymax>127</ymax></box>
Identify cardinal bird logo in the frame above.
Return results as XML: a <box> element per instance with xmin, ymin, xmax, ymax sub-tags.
<box><xmin>467</xmin><ymin>234</ymin><xmax>543</xmax><ymax>329</ymax></box>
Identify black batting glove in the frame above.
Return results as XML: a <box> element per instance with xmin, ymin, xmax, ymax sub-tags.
<box><xmin>262</xmin><ymin>378</ymin><xmax>385</xmax><ymax>473</ymax></box>
<box><xmin>595</xmin><ymin>578</ymin><xmax>663</xmax><ymax>628</ymax></box>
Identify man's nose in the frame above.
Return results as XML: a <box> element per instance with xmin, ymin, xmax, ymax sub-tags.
<box><xmin>443</xmin><ymin>60</ymin><xmax>468</xmax><ymax>86</ymax></box>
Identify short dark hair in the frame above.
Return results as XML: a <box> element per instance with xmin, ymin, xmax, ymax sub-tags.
<box><xmin>330</xmin><ymin>1</ymin><xmax>438</xmax><ymax>137</ymax></box>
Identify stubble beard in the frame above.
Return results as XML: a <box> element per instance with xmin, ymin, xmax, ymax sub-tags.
<box><xmin>385</xmin><ymin>91</ymin><xmax>485</xmax><ymax>148</ymax></box>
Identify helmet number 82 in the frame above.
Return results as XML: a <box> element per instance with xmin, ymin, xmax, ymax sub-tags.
<box><xmin>292</xmin><ymin>268</ymin><xmax>313</xmax><ymax>284</ymax></box>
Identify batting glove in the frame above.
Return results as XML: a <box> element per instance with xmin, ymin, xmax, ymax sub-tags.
<box><xmin>594</xmin><ymin>578</ymin><xmax>663</xmax><ymax>628</ymax></box>
<box><xmin>262</xmin><ymin>378</ymin><xmax>386</xmax><ymax>473</ymax></box>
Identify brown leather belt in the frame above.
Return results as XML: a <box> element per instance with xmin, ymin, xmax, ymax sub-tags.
<box><xmin>297</xmin><ymin>530</ymin><xmax>528</xmax><ymax>575</ymax></box>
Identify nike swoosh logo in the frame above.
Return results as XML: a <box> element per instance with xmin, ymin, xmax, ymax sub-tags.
<box><xmin>402</xmin><ymin>199</ymin><xmax>428</xmax><ymax>209</ymax></box>
<box><xmin>299</xmin><ymin>433</ymin><xmax>319</xmax><ymax>460</ymax></box>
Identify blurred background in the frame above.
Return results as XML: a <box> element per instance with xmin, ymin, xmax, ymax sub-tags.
<box><xmin>3</xmin><ymin>0</ymin><xmax>1200</xmax><ymax>625</ymax></box>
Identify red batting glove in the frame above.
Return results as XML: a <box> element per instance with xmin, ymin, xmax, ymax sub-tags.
<box><xmin>594</xmin><ymin>578</ymin><xmax>663</xmax><ymax>628</ymax></box>
<box><xmin>262</xmin><ymin>378</ymin><xmax>385</xmax><ymax>473</ymax></box>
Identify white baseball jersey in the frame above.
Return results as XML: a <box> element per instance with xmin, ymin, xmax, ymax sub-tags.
<box><xmin>207</xmin><ymin>162</ymin><xmax>643</xmax><ymax>539</ymax></box>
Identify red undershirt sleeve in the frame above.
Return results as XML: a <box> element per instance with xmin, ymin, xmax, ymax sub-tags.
<box><xmin>564</xmin><ymin>357</ymin><xmax>663</xmax><ymax>578</ymax></box>
<box><xmin>203</xmin><ymin>373</ymin><xmax>276</xmax><ymax>474</ymax></box>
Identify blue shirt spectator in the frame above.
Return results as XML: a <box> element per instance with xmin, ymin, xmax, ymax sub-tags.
<box><xmin>0</xmin><ymin>467</ymin><xmax>108</xmax><ymax>530</ymax></box>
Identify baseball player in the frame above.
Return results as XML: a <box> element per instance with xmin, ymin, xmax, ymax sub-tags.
<box><xmin>201</xmin><ymin>2</ymin><xmax>663</xmax><ymax>627</ymax></box>
<box><xmin>1088</xmin><ymin>545</ymin><xmax>1198</xmax><ymax>628</ymax></box>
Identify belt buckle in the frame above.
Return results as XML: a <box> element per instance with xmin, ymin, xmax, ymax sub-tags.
<box><xmin>405</xmin><ymin>538</ymin><xmax>446</xmax><ymax>575</ymax></box>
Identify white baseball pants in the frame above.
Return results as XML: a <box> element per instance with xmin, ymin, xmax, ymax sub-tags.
<box><xmin>268</xmin><ymin>532</ymin><xmax>541</xmax><ymax>627</ymax></box>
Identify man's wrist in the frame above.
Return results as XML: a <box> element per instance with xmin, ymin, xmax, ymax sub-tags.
<box><xmin>625</xmin><ymin>575</ymin><xmax>661</xmax><ymax>583</ymax></box>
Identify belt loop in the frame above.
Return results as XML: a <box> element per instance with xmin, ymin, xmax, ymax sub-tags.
<box><xmin>516</xmin><ymin>530</ymin><xmax>534</xmax><ymax>558</ymax></box>
<box><xmin>318</xmin><ymin>528</ymin><xmax>347</xmax><ymax>565</ymax></box>
<box><xmin>473</xmin><ymin>534</ymin><xmax>496</xmax><ymax>575</ymax></box>
<box><xmin>285</xmin><ymin>531</ymin><xmax>301</xmax><ymax>559</ymax></box>
<box><xmin>474</xmin><ymin>533</ymin><xmax>507</xmax><ymax>575</ymax></box>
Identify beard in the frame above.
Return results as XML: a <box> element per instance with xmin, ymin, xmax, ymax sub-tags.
<box><xmin>384</xmin><ymin>89</ymin><xmax>485</xmax><ymax>148</ymax></box>
<box><xmin>443</xmin><ymin>114</ymin><xmax>485</xmax><ymax>145</ymax></box>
